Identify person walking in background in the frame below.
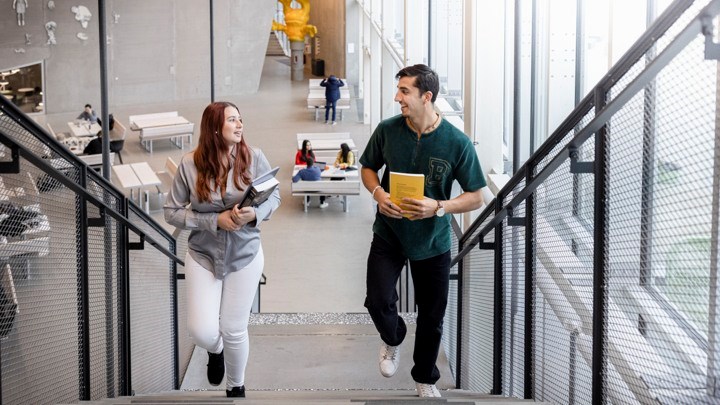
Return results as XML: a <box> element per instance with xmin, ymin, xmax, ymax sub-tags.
<box><xmin>333</xmin><ymin>142</ymin><xmax>355</xmax><ymax>169</ymax></box>
<box><xmin>320</xmin><ymin>75</ymin><xmax>345</xmax><ymax>125</ymax></box>
<box><xmin>164</xmin><ymin>101</ymin><xmax>281</xmax><ymax>398</ymax></box>
<box><xmin>77</xmin><ymin>104</ymin><xmax>98</xmax><ymax>123</ymax></box>
<box><xmin>292</xmin><ymin>156</ymin><xmax>328</xmax><ymax>208</ymax></box>
<box><xmin>295</xmin><ymin>139</ymin><xmax>316</xmax><ymax>164</ymax></box>
<box><xmin>359</xmin><ymin>64</ymin><xmax>486</xmax><ymax>398</ymax></box>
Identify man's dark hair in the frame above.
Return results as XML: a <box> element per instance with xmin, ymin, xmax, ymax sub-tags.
<box><xmin>306</xmin><ymin>157</ymin><xmax>314</xmax><ymax>168</ymax></box>
<box><xmin>395</xmin><ymin>64</ymin><xmax>439</xmax><ymax>103</ymax></box>
<box><xmin>85</xmin><ymin>104</ymin><xmax>92</xmax><ymax>109</ymax></box>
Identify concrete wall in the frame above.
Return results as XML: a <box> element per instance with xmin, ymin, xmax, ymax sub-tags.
<box><xmin>0</xmin><ymin>0</ymin><xmax>274</xmax><ymax>115</ymax></box>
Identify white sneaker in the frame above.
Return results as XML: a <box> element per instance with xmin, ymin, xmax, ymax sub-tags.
<box><xmin>379</xmin><ymin>342</ymin><xmax>400</xmax><ymax>377</ymax></box>
<box><xmin>324</xmin><ymin>120</ymin><xmax>329</xmax><ymax>124</ymax></box>
<box><xmin>319</xmin><ymin>202</ymin><xmax>329</xmax><ymax>209</ymax></box>
<box><xmin>416</xmin><ymin>383</ymin><xmax>441</xmax><ymax>398</ymax></box>
<box><xmin>332</xmin><ymin>121</ymin><xmax>337</xmax><ymax>126</ymax></box>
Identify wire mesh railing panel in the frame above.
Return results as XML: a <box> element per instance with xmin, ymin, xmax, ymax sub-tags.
<box><xmin>535</xmin><ymin>109</ymin><xmax>596</xmax><ymax>176</ymax></box>
<box><xmin>0</xmin><ymin>113</ymin><xmax>91</xmax><ymax>405</ymax></box>
<box><xmin>444</xmin><ymin>219</ymin><xmax>461</xmax><ymax>376</ymax></box>
<box><xmin>533</xmin><ymin>153</ymin><xmax>594</xmax><ymax>405</ymax></box>
<box><xmin>501</xmin><ymin>182</ymin><xmax>526</xmax><ymax>398</ymax></box>
<box><xmin>604</xmin><ymin>31</ymin><xmax>717</xmax><ymax>404</ymax></box>
<box><xmin>0</xmin><ymin>184</ymin><xmax>85</xmax><ymax>405</ymax></box>
<box><xmin>0</xmin><ymin>101</ymin><xmax>180</xmax><ymax>403</ymax></box>
<box><xmin>127</xmin><ymin>209</ymin><xmax>176</xmax><ymax>394</ymax></box>
<box><xmin>86</xmin><ymin>208</ymin><xmax>122</xmax><ymax>399</ymax></box>
<box><xmin>461</xmin><ymin>214</ymin><xmax>495</xmax><ymax>393</ymax></box>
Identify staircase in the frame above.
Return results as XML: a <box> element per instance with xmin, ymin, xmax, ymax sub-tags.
<box><xmin>59</xmin><ymin>390</ymin><xmax>537</xmax><ymax>404</ymax></box>
<box><xmin>57</xmin><ymin>313</ymin><xmax>539</xmax><ymax>404</ymax></box>
<box><xmin>267</xmin><ymin>32</ymin><xmax>287</xmax><ymax>56</ymax></box>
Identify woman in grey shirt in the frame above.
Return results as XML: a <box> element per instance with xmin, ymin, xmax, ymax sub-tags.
<box><xmin>164</xmin><ymin>101</ymin><xmax>280</xmax><ymax>398</ymax></box>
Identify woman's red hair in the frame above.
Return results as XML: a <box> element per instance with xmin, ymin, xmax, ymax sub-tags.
<box><xmin>194</xmin><ymin>101</ymin><xmax>252</xmax><ymax>202</ymax></box>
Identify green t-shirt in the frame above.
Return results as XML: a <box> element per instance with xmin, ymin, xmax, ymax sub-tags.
<box><xmin>360</xmin><ymin>115</ymin><xmax>487</xmax><ymax>260</ymax></box>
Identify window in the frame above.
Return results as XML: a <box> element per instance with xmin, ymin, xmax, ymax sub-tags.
<box><xmin>0</xmin><ymin>61</ymin><xmax>44</xmax><ymax>114</ymax></box>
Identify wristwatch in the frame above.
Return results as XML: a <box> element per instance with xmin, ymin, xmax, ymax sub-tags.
<box><xmin>434</xmin><ymin>200</ymin><xmax>445</xmax><ymax>217</ymax></box>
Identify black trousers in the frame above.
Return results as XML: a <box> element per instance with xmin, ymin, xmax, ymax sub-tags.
<box><xmin>364</xmin><ymin>233</ymin><xmax>450</xmax><ymax>384</ymax></box>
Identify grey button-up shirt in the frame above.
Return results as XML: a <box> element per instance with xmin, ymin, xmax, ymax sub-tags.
<box><xmin>164</xmin><ymin>147</ymin><xmax>281</xmax><ymax>279</ymax></box>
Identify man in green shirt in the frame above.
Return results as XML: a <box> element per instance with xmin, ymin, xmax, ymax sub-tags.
<box><xmin>359</xmin><ymin>64</ymin><xmax>486</xmax><ymax>398</ymax></box>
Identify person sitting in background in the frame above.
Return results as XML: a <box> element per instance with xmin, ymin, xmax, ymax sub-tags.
<box><xmin>83</xmin><ymin>130</ymin><xmax>103</xmax><ymax>155</ymax></box>
<box><xmin>77</xmin><ymin>104</ymin><xmax>98</xmax><ymax>123</ymax></box>
<box><xmin>295</xmin><ymin>139</ymin><xmax>316</xmax><ymax>165</ymax></box>
<box><xmin>334</xmin><ymin>143</ymin><xmax>355</xmax><ymax>169</ymax></box>
<box><xmin>292</xmin><ymin>157</ymin><xmax>328</xmax><ymax>208</ymax></box>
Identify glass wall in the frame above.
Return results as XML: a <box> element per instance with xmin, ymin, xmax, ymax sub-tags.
<box><xmin>0</xmin><ymin>62</ymin><xmax>44</xmax><ymax>115</ymax></box>
<box><xmin>355</xmin><ymin>0</ymin><xmax>673</xmax><ymax>175</ymax></box>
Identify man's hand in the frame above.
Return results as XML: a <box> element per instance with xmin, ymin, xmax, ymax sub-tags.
<box><xmin>375</xmin><ymin>190</ymin><xmax>403</xmax><ymax>219</ymax></box>
<box><xmin>398</xmin><ymin>197</ymin><xmax>437</xmax><ymax>220</ymax></box>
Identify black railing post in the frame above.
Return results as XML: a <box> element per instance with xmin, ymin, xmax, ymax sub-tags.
<box><xmin>524</xmin><ymin>171</ymin><xmax>535</xmax><ymax>399</ymax></box>
<box><xmin>592</xmin><ymin>87</ymin><xmax>609</xmax><ymax>405</ymax></box>
<box><xmin>455</xmin><ymin>245</ymin><xmax>464</xmax><ymax>389</ymax></box>
<box><xmin>171</xmin><ymin>238</ymin><xmax>179</xmax><ymax>390</ymax></box>
<box><xmin>98</xmin><ymin>0</ymin><xmax>110</xmax><ymax>180</ymax></box>
<box><xmin>78</xmin><ymin>166</ymin><xmax>91</xmax><ymax>401</ymax></box>
<box><xmin>493</xmin><ymin>197</ymin><xmax>504</xmax><ymax>395</ymax></box>
<box><xmin>119</xmin><ymin>197</ymin><xmax>132</xmax><ymax>395</ymax></box>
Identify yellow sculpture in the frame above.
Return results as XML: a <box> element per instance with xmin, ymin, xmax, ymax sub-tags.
<box><xmin>272</xmin><ymin>0</ymin><xmax>317</xmax><ymax>42</ymax></box>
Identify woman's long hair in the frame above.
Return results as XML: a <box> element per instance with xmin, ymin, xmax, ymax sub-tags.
<box><xmin>300</xmin><ymin>139</ymin><xmax>316</xmax><ymax>162</ymax></box>
<box><xmin>339</xmin><ymin>143</ymin><xmax>350</xmax><ymax>163</ymax></box>
<box><xmin>194</xmin><ymin>101</ymin><xmax>252</xmax><ymax>202</ymax></box>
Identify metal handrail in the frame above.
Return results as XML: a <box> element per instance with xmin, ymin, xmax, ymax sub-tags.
<box><xmin>0</xmin><ymin>98</ymin><xmax>183</xmax><ymax>266</ymax></box>
<box><xmin>448</xmin><ymin>0</ymin><xmax>720</xmax><ymax>400</ymax></box>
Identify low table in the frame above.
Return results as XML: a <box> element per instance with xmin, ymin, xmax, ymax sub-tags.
<box><xmin>112</xmin><ymin>162</ymin><xmax>161</xmax><ymax>212</ymax></box>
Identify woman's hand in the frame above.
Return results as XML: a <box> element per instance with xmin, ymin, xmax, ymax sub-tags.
<box><xmin>218</xmin><ymin>210</ymin><xmax>242</xmax><ymax>231</ymax></box>
<box><xmin>231</xmin><ymin>205</ymin><xmax>257</xmax><ymax>226</ymax></box>
<box><xmin>217</xmin><ymin>205</ymin><xmax>257</xmax><ymax>231</ymax></box>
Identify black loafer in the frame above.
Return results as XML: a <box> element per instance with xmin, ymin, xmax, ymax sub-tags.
<box><xmin>226</xmin><ymin>385</ymin><xmax>245</xmax><ymax>397</ymax></box>
<box><xmin>206</xmin><ymin>350</ymin><xmax>224</xmax><ymax>386</ymax></box>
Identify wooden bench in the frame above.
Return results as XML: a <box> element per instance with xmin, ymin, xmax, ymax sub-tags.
<box><xmin>129</xmin><ymin>111</ymin><xmax>194</xmax><ymax>153</ymax></box>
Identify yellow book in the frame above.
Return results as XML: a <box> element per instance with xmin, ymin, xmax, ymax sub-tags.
<box><xmin>389</xmin><ymin>171</ymin><xmax>425</xmax><ymax>217</ymax></box>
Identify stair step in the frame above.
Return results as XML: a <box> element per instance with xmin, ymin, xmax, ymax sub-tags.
<box><xmin>63</xmin><ymin>389</ymin><xmax>538</xmax><ymax>404</ymax></box>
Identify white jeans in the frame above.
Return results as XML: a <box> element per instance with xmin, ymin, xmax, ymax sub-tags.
<box><xmin>185</xmin><ymin>246</ymin><xmax>264</xmax><ymax>389</ymax></box>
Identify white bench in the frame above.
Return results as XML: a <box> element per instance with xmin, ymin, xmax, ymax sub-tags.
<box><xmin>307</xmin><ymin>89</ymin><xmax>351</xmax><ymax>121</ymax></box>
<box><xmin>291</xmin><ymin>179</ymin><xmax>360</xmax><ymax>212</ymax></box>
<box><xmin>291</xmin><ymin>165</ymin><xmax>360</xmax><ymax>212</ymax></box>
<box><xmin>78</xmin><ymin>153</ymin><xmax>115</xmax><ymax>171</ymax></box>
<box><xmin>129</xmin><ymin>111</ymin><xmax>195</xmax><ymax>153</ymax></box>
